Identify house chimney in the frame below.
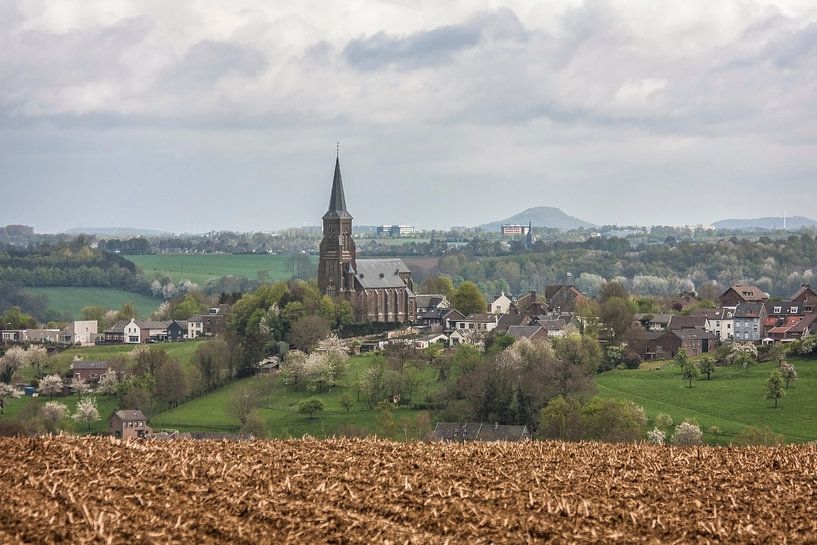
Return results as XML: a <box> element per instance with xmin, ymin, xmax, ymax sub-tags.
<box><xmin>565</xmin><ymin>272</ymin><xmax>573</xmax><ymax>286</ymax></box>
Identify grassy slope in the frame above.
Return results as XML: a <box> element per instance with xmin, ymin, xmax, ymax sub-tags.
<box><xmin>3</xmin><ymin>394</ymin><xmax>120</xmax><ymax>434</ymax></box>
<box><xmin>151</xmin><ymin>354</ymin><xmax>439</xmax><ymax>439</ymax></box>
<box><xmin>128</xmin><ymin>254</ymin><xmax>314</xmax><ymax>284</ymax></box>
<box><xmin>26</xmin><ymin>287</ymin><xmax>160</xmax><ymax>319</ymax></box>
<box><xmin>596</xmin><ymin>356</ymin><xmax>817</xmax><ymax>444</ymax></box>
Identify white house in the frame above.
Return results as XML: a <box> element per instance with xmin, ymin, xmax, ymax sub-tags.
<box><xmin>454</xmin><ymin>313</ymin><xmax>499</xmax><ymax>334</ymax></box>
<box><xmin>490</xmin><ymin>292</ymin><xmax>512</xmax><ymax>314</ymax></box>
<box><xmin>123</xmin><ymin>319</ymin><xmax>141</xmax><ymax>344</ymax></box>
<box><xmin>61</xmin><ymin>320</ymin><xmax>98</xmax><ymax>346</ymax></box>
<box><xmin>187</xmin><ymin>315</ymin><xmax>204</xmax><ymax>339</ymax></box>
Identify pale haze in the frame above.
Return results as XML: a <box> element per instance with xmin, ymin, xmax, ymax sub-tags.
<box><xmin>2</xmin><ymin>0</ymin><xmax>816</xmax><ymax>233</ymax></box>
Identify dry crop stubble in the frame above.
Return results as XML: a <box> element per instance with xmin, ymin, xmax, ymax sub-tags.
<box><xmin>1</xmin><ymin>436</ymin><xmax>816</xmax><ymax>544</ymax></box>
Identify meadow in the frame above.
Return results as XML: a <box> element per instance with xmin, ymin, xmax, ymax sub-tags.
<box><xmin>25</xmin><ymin>287</ymin><xmax>161</xmax><ymax>320</ymax></box>
<box><xmin>597</xmin><ymin>355</ymin><xmax>817</xmax><ymax>444</ymax></box>
<box><xmin>128</xmin><ymin>254</ymin><xmax>314</xmax><ymax>284</ymax></box>
<box><xmin>151</xmin><ymin>353</ymin><xmax>440</xmax><ymax>439</ymax></box>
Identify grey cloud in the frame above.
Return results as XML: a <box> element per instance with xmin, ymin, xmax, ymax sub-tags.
<box><xmin>342</xmin><ymin>7</ymin><xmax>526</xmax><ymax>70</ymax></box>
<box><xmin>156</xmin><ymin>40</ymin><xmax>268</xmax><ymax>90</ymax></box>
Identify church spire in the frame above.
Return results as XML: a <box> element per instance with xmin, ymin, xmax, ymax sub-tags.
<box><xmin>324</xmin><ymin>153</ymin><xmax>352</xmax><ymax>219</ymax></box>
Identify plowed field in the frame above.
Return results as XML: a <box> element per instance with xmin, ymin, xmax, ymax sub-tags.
<box><xmin>2</xmin><ymin>437</ymin><xmax>816</xmax><ymax>544</ymax></box>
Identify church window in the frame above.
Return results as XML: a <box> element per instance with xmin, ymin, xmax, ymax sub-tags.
<box><xmin>327</xmin><ymin>286</ymin><xmax>336</xmax><ymax>297</ymax></box>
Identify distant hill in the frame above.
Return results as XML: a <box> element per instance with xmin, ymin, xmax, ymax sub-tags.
<box><xmin>63</xmin><ymin>227</ymin><xmax>172</xmax><ymax>237</ymax></box>
<box><xmin>711</xmin><ymin>217</ymin><xmax>817</xmax><ymax>230</ymax></box>
<box><xmin>480</xmin><ymin>206</ymin><xmax>596</xmax><ymax>232</ymax></box>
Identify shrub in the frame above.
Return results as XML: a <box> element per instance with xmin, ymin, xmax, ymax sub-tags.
<box><xmin>655</xmin><ymin>413</ymin><xmax>673</xmax><ymax>429</ymax></box>
<box><xmin>671</xmin><ymin>421</ymin><xmax>702</xmax><ymax>446</ymax></box>
<box><xmin>738</xmin><ymin>426</ymin><xmax>784</xmax><ymax>446</ymax></box>
<box><xmin>646</xmin><ymin>427</ymin><xmax>665</xmax><ymax>445</ymax></box>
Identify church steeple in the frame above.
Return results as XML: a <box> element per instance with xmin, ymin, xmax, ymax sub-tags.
<box><xmin>324</xmin><ymin>156</ymin><xmax>352</xmax><ymax>220</ymax></box>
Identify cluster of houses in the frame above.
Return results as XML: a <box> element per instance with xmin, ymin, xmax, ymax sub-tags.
<box><xmin>0</xmin><ymin>306</ymin><xmax>231</xmax><ymax>347</ymax></box>
<box><xmin>377</xmin><ymin>276</ymin><xmax>586</xmax><ymax>351</ymax></box>
<box><xmin>627</xmin><ymin>283</ymin><xmax>817</xmax><ymax>359</ymax></box>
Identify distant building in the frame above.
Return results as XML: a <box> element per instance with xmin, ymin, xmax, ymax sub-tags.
<box><xmin>433</xmin><ymin>422</ymin><xmax>530</xmax><ymax>442</ymax></box>
<box><xmin>490</xmin><ymin>292</ymin><xmax>512</xmax><ymax>314</ymax></box>
<box><xmin>71</xmin><ymin>360</ymin><xmax>109</xmax><ymax>382</ymax></box>
<box><xmin>501</xmin><ymin>223</ymin><xmax>531</xmax><ymax>237</ymax></box>
<box><xmin>108</xmin><ymin>410</ymin><xmax>151</xmax><ymax>440</ymax></box>
<box><xmin>377</xmin><ymin>224</ymin><xmax>417</xmax><ymax>236</ymax></box>
<box><xmin>61</xmin><ymin>320</ymin><xmax>98</xmax><ymax>346</ymax></box>
<box><xmin>718</xmin><ymin>284</ymin><xmax>768</xmax><ymax>308</ymax></box>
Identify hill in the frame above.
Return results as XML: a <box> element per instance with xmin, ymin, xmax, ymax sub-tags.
<box><xmin>2</xmin><ymin>436</ymin><xmax>813</xmax><ymax>543</ymax></box>
<box><xmin>712</xmin><ymin>216</ymin><xmax>817</xmax><ymax>230</ymax></box>
<box><xmin>480</xmin><ymin>206</ymin><xmax>596</xmax><ymax>231</ymax></box>
<box><xmin>25</xmin><ymin>287</ymin><xmax>160</xmax><ymax>320</ymax></box>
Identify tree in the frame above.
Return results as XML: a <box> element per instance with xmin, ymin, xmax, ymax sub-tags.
<box><xmin>229</xmin><ymin>385</ymin><xmax>260</xmax><ymax>426</ymax></box>
<box><xmin>728</xmin><ymin>343</ymin><xmax>757</xmax><ymax>375</ymax></box>
<box><xmin>680</xmin><ymin>359</ymin><xmax>699</xmax><ymax>388</ymax></box>
<box><xmin>41</xmin><ymin>401</ymin><xmax>68</xmax><ymax>433</ymax></box>
<box><xmin>298</xmin><ymin>397</ymin><xmax>324</xmax><ymax>419</ymax></box>
<box><xmin>598</xmin><ymin>296</ymin><xmax>632</xmax><ymax>345</ymax></box>
<box><xmin>38</xmin><ymin>374</ymin><xmax>64</xmax><ymax>399</ymax></box>
<box><xmin>117</xmin><ymin>303</ymin><xmax>137</xmax><ymax>320</ymax></box>
<box><xmin>581</xmin><ymin>398</ymin><xmax>647</xmax><ymax>442</ymax></box>
<box><xmin>154</xmin><ymin>360</ymin><xmax>188</xmax><ymax>408</ymax></box>
<box><xmin>766</xmin><ymin>370</ymin><xmax>784</xmax><ymax>408</ymax></box>
<box><xmin>289</xmin><ymin>315</ymin><xmax>331</xmax><ymax>352</ymax></box>
<box><xmin>655</xmin><ymin>413</ymin><xmax>673</xmax><ymax>429</ymax></box>
<box><xmin>239</xmin><ymin>409</ymin><xmax>267</xmax><ymax>438</ymax></box>
<box><xmin>672</xmin><ymin>421</ymin><xmax>702</xmax><ymax>446</ymax></box>
<box><xmin>192</xmin><ymin>340</ymin><xmax>230</xmax><ymax>393</ymax></box>
<box><xmin>598</xmin><ymin>280</ymin><xmax>628</xmax><ymax>303</ymax></box>
<box><xmin>97</xmin><ymin>370</ymin><xmax>120</xmax><ymax>396</ymax></box>
<box><xmin>451</xmin><ymin>281</ymin><xmax>487</xmax><ymax>315</ymax></box>
<box><xmin>69</xmin><ymin>376</ymin><xmax>91</xmax><ymax>397</ymax></box>
<box><xmin>27</xmin><ymin>346</ymin><xmax>48</xmax><ymax>379</ymax></box>
<box><xmin>780</xmin><ymin>362</ymin><xmax>798</xmax><ymax>389</ymax></box>
<box><xmin>172</xmin><ymin>294</ymin><xmax>204</xmax><ymax>320</ymax></box>
<box><xmin>0</xmin><ymin>382</ymin><xmax>22</xmax><ymax>415</ymax></box>
<box><xmin>340</xmin><ymin>395</ymin><xmax>354</xmax><ymax>414</ymax></box>
<box><xmin>699</xmin><ymin>356</ymin><xmax>716</xmax><ymax>380</ymax></box>
<box><xmin>1</xmin><ymin>346</ymin><xmax>28</xmax><ymax>374</ymax></box>
<box><xmin>72</xmin><ymin>397</ymin><xmax>100</xmax><ymax>431</ymax></box>
<box><xmin>419</xmin><ymin>276</ymin><xmax>454</xmax><ymax>297</ymax></box>
<box><xmin>646</xmin><ymin>427</ymin><xmax>665</xmax><ymax>445</ymax></box>
<box><xmin>737</xmin><ymin>425</ymin><xmax>784</xmax><ymax>445</ymax></box>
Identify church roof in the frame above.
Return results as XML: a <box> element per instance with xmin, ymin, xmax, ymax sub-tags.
<box><xmin>323</xmin><ymin>156</ymin><xmax>352</xmax><ymax>220</ymax></box>
<box><xmin>354</xmin><ymin>259</ymin><xmax>411</xmax><ymax>289</ymax></box>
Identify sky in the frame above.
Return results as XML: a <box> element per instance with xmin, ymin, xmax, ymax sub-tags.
<box><xmin>1</xmin><ymin>0</ymin><xmax>816</xmax><ymax>233</ymax></box>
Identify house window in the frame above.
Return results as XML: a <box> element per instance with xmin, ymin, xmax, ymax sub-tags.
<box><xmin>774</xmin><ymin>307</ymin><xmax>782</xmax><ymax>314</ymax></box>
<box><xmin>791</xmin><ymin>307</ymin><xmax>798</xmax><ymax>314</ymax></box>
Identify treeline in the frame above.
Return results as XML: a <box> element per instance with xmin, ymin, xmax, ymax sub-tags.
<box><xmin>99</xmin><ymin>230</ymin><xmax>319</xmax><ymax>256</ymax></box>
<box><xmin>0</xmin><ymin>243</ymin><xmax>150</xmax><ymax>294</ymax></box>
<box><xmin>432</xmin><ymin>233</ymin><xmax>817</xmax><ymax>298</ymax></box>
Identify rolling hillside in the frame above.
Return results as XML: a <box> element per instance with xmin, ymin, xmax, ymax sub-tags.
<box><xmin>480</xmin><ymin>206</ymin><xmax>596</xmax><ymax>231</ymax></box>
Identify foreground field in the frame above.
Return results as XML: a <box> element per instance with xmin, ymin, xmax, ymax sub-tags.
<box><xmin>2</xmin><ymin>437</ymin><xmax>815</xmax><ymax>544</ymax></box>
<box><xmin>25</xmin><ymin>287</ymin><xmax>160</xmax><ymax>319</ymax></box>
<box><xmin>128</xmin><ymin>254</ymin><xmax>313</xmax><ymax>284</ymax></box>
<box><xmin>597</xmin><ymin>356</ymin><xmax>817</xmax><ymax>444</ymax></box>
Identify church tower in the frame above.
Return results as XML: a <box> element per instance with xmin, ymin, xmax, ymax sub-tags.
<box><xmin>318</xmin><ymin>155</ymin><xmax>356</xmax><ymax>297</ymax></box>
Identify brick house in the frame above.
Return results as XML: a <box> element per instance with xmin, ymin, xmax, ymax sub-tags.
<box><xmin>718</xmin><ymin>284</ymin><xmax>768</xmax><ymax>308</ymax></box>
<box><xmin>71</xmin><ymin>360</ymin><xmax>109</xmax><ymax>382</ymax></box>
<box><xmin>108</xmin><ymin>410</ymin><xmax>151</xmax><ymax>439</ymax></box>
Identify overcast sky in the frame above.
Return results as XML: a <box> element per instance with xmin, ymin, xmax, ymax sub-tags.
<box><xmin>2</xmin><ymin>0</ymin><xmax>816</xmax><ymax>233</ymax></box>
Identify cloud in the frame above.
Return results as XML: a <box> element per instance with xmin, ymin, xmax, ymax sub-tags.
<box><xmin>342</xmin><ymin>8</ymin><xmax>526</xmax><ymax>70</ymax></box>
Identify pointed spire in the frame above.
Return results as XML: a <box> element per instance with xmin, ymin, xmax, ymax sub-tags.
<box><xmin>324</xmin><ymin>151</ymin><xmax>352</xmax><ymax>219</ymax></box>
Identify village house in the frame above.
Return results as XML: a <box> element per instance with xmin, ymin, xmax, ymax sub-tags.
<box><xmin>626</xmin><ymin>329</ymin><xmax>715</xmax><ymax>359</ymax></box>
<box><xmin>21</xmin><ymin>329</ymin><xmax>62</xmax><ymax>343</ymax></box>
<box><xmin>668</xmin><ymin>315</ymin><xmax>709</xmax><ymax>331</ymax></box>
<box><xmin>60</xmin><ymin>320</ymin><xmax>98</xmax><ymax>346</ymax></box>
<box><xmin>689</xmin><ymin>308</ymin><xmax>734</xmax><ymax>341</ymax></box>
<box><xmin>202</xmin><ymin>305</ymin><xmax>231</xmax><ymax>336</ymax></box>
<box><xmin>415</xmin><ymin>294</ymin><xmax>451</xmax><ymax>321</ymax></box>
<box><xmin>187</xmin><ymin>315</ymin><xmax>204</xmax><ymax>339</ymax></box>
<box><xmin>733</xmin><ymin>302</ymin><xmax>767</xmax><ymax>342</ymax></box>
<box><xmin>543</xmin><ymin>275</ymin><xmax>586</xmax><ymax>313</ymax></box>
<box><xmin>790</xmin><ymin>284</ymin><xmax>817</xmax><ymax>312</ymax></box>
<box><xmin>138</xmin><ymin>321</ymin><xmax>170</xmax><ymax>343</ymax></box>
<box><xmin>412</xmin><ymin>333</ymin><xmax>449</xmax><ymax>350</ymax></box>
<box><xmin>71</xmin><ymin>360</ymin><xmax>109</xmax><ymax>382</ymax></box>
<box><xmin>718</xmin><ymin>284</ymin><xmax>768</xmax><ymax>308</ymax></box>
<box><xmin>433</xmin><ymin>422</ymin><xmax>530</xmax><ymax>442</ymax></box>
<box><xmin>633</xmin><ymin>313</ymin><xmax>673</xmax><ymax>332</ymax></box>
<box><xmin>453</xmin><ymin>313</ymin><xmax>499</xmax><ymax>334</ymax></box>
<box><xmin>512</xmin><ymin>291</ymin><xmax>548</xmax><ymax>318</ymax></box>
<box><xmin>166</xmin><ymin>320</ymin><xmax>187</xmax><ymax>341</ymax></box>
<box><xmin>108</xmin><ymin>410</ymin><xmax>151</xmax><ymax>440</ymax></box>
<box><xmin>490</xmin><ymin>292</ymin><xmax>512</xmax><ymax>314</ymax></box>
<box><xmin>104</xmin><ymin>319</ymin><xmax>140</xmax><ymax>344</ymax></box>
<box><xmin>494</xmin><ymin>313</ymin><xmax>528</xmax><ymax>334</ymax></box>
<box><xmin>506</xmin><ymin>325</ymin><xmax>548</xmax><ymax>342</ymax></box>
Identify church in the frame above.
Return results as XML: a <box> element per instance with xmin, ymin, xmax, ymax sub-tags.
<box><xmin>318</xmin><ymin>155</ymin><xmax>416</xmax><ymax>323</ymax></box>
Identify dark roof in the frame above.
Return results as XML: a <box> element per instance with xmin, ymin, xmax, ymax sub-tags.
<box><xmin>464</xmin><ymin>313</ymin><xmax>497</xmax><ymax>322</ymax></box>
<box><xmin>687</xmin><ymin>309</ymin><xmax>720</xmax><ymax>320</ymax></box>
<box><xmin>433</xmin><ymin>422</ymin><xmax>529</xmax><ymax>442</ymax></box>
<box><xmin>669</xmin><ymin>316</ymin><xmax>707</xmax><ymax>330</ymax></box>
<box><xmin>323</xmin><ymin>156</ymin><xmax>352</xmax><ymax>220</ymax></box>
<box><xmin>71</xmin><ymin>360</ymin><xmax>109</xmax><ymax>370</ymax></box>
<box><xmin>789</xmin><ymin>284</ymin><xmax>816</xmax><ymax>302</ymax></box>
<box><xmin>633</xmin><ymin>313</ymin><xmax>673</xmax><ymax>324</ymax></box>
<box><xmin>354</xmin><ymin>259</ymin><xmax>412</xmax><ymax>289</ymax></box>
<box><xmin>735</xmin><ymin>302</ymin><xmax>766</xmax><ymax>318</ymax></box>
<box><xmin>443</xmin><ymin>309</ymin><xmax>465</xmax><ymax>321</ymax></box>
<box><xmin>113</xmin><ymin>410</ymin><xmax>147</xmax><ymax>422</ymax></box>
<box><xmin>535</xmin><ymin>319</ymin><xmax>567</xmax><ymax>330</ymax></box>
<box><xmin>104</xmin><ymin>320</ymin><xmax>131</xmax><ymax>334</ymax></box>
<box><xmin>723</xmin><ymin>284</ymin><xmax>768</xmax><ymax>302</ymax></box>
<box><xmin>136</xmin><ymin>320</ymin><xmax>170</xmax><ymax>330</ymax></box>
<box><xmin>626</xmin><ymin>330</ymin><xmax>666</xmax><ymax>342</ymax></box>
<box><xmin>415</xmin><ymin>294</ymin><xmax>446</xmax><ymax>309</ymax></box>
<box><xmin>669</xmin><ymin>329</ymin><xmax>716</xmax><ymax>341</ymax></box>
<box><xmin>506</xmin><ymin>325</ymin><xmax>544</xmax><ymax>339</ymax></box>
<box><xmin>188</xmin><ymin>314</ymin><xmax>204</xmax><ymax>323</ymax></box>
<box><xmin>496</xmin><ymin>313</ymin><xmax>527</xmax><ymax>333</ymax></box>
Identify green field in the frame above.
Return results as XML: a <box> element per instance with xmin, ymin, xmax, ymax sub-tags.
<box><xmin>597</xmin><ymin>356</ymin><xmax>817</xmax><ymax>444</ymax></box>
<box><xmin>128</xmin><ymin>254</ymin><xmax>314</xmax><ymax>285</ymax></box>
<box><xmin>26</xmin><ymin>287</ymin><xmax>161</xmax><ymax>320</ymax></box>
<box><xmin>2</xmin><ymin>393</ymin><xmax>120</xmax><ymax>435</ymax></box>
<box><xmin>151</xmin><ymin>354</ymin><xmax>437</xmax><ymax>439</ymax></box>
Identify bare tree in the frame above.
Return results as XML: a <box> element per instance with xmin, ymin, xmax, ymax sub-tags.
<box><xmin>155</xmin><ymin>360</ymin><xmax>188</xmax><ymax>408</ymax></box>
<box><xmin>229</xmin><ymin>385</ymin><xmax>260</xmax><ymax>426</ymax></box>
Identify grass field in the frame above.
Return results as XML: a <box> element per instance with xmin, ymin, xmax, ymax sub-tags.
<box><xmin>597</xmin><ymin>355</ymin><xmax>817</xmax><ymax>444</ymax></box>
<box><xmin>2</xmin><ymin>393</ymin><xmax>120</xmax><ymax>435</ymax></box>
<box><xmin>26</xmin><ymin>287</ymin><xmax>160</xmax><ymax>319</ymax></box>
<box><xmin>151</xmin><ymin>354</ymin><xmax>439</xmax><ymax>439</ymax></box>
<box><xmin>128</xmin><ymin>254</ymin><xmax>314</xmax><ymax>284</ymax></box>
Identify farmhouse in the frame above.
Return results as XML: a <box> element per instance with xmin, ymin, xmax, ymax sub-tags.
<box><xmin>71</xmin><ymin>360</ymin><xmax>109</xmax><ymax>382</ymax></box>
<box><xmin>433</xmin><ymin>422</ymin><xmax>530</xmax><ymax>442</ymax></box>
<box><xmin>108</xmin><ymin>410</ymin><xmax>151</xmax><ymax>440</ymax></box>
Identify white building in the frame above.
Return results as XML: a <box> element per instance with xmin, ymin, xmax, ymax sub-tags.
<box><xmin>490</xmin><ymin>292</ymin><xmax>512</xmax><ymax>314</ymax></box>
<box><xmin>61</xmin><ymin>320</ymin><xmax>98</xmax><ymax>346</ymax></box>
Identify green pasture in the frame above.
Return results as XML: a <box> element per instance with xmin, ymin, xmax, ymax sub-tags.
<box><xmin>2</xmin><ymin>393</ymin><xmax>120</xmax><ymax>435</ymax></box>
<box><xmin>597</xmin><ymin>355</ymin><xmax>817</xmax><ymax>444</ymax></box>
<box><xmin>26</xmin><ymin>287</ymin><xmax>160</xmax><ymax>319</ymax></box>
<box><xmin>128</xmin><ymin>254</ymin><xmax>314</xmax><ymax>285</ymax></box>
<box><xmin>151</xmin><ymin>354</ymin><xmax>438</xmax><ymax>439</ymax></box>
